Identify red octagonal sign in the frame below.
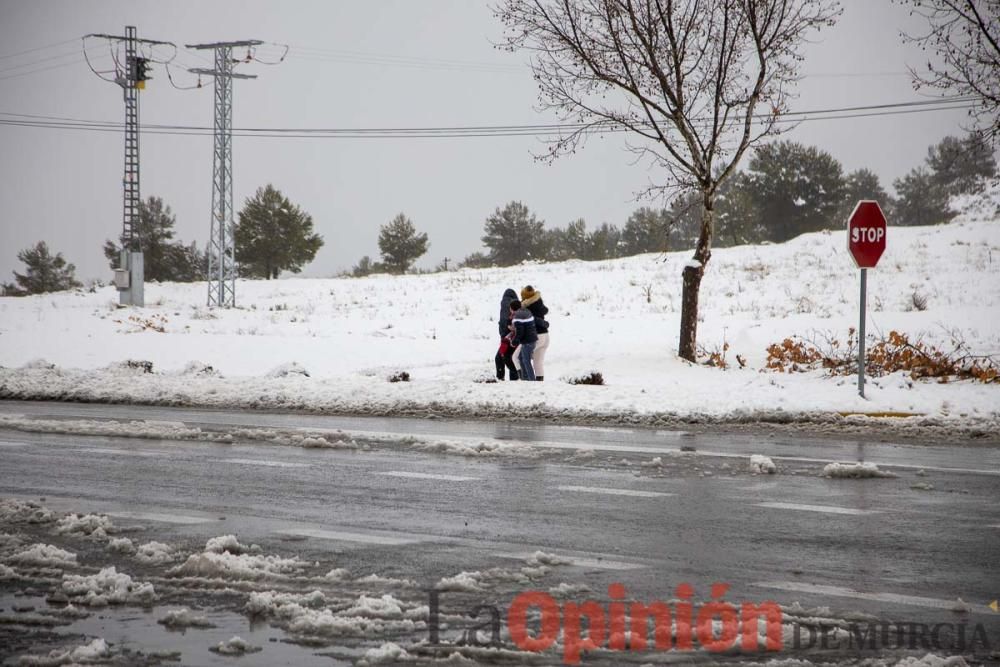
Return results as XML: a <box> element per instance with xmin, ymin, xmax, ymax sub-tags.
<box><xmin>847</xmin><ymin>200</ymin><xmax>887</xmax><ymax>269</ymax></box>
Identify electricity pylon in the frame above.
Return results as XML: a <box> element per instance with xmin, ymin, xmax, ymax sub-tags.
<box><xmin>187</xmin><ymin>40</ymin><xmax>264</xmax><ymax>308</ymax></box>
<box><xmin>84</xmin><ymin>27</ymin><xmax>174</xmax><ymax>307</ymax></box>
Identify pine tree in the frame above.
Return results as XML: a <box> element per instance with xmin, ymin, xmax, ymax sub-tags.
<box><xmin>744</xmin><ymin>141</ymin><xmax>847</xmax><ymax>243</ymax></box>
<box><xmin>377</xmin><ymin>213</ymin><xmax>429</xmax><ymax>274</ymax></box>
<box><xmin>481</xmin><ymin>201</ymin><xmax>546</xmax><ymax>266</ymax></box>
<box><xmin>894</xmin><ymin>167</ymin><xmax>952</xmax><ymax>226</ymax></box>
<box><xmin>925</xmin><ymin>133</ymin><xmax>997</xmax><ymax>197</ymax></box>
<box><xmin>715</xmin><ymin>172</ymin><xmax>761</xmax><ymax>247</ymax></box>
<box><xmin>546</xmin><ymin>219</ymin><xmax>589</xmax><ymax>261</ymax></box>
<box><xmin>621</xmin><ymin>207</ymin><xmax>671</xmax><ymax>256</ymax></box>
<box><xmin>459</xmin><ymin>252</ymin><xmax>492</xmax><ymax>269</ymax></box>
<box><xmin>583</xmin><ymin>223</ymin><xmax>621</xmax><ymax>260</ymax></box>
<box><xmin>838</xmin><ymin>169</ymin><xmax>893</xmax><ymax>224</ymax></box>
<box><xmin>7</xmin><ymin>241</ymin><xmax>81</xmax><ymax>295</ymax></box>
<box><xmin>103</xmin><ymin>196</ymin><xmax>204</xmax><ymax>282</ymax></box>
<box><xmin>235</xmin><ymin>185</ymin><xmax>323</xmax><ymax>279</ymax></box>
<box><xmin>351</xmin><ymin>255</ymin><xmax>379</xmax><ymax>277</ymax></box>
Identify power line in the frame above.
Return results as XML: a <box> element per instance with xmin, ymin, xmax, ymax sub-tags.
<box><xmin>0</xmin><ymin>59</ymin><xmax>87</xmax><ymax>82</ymax></box>
<box><xmin>0</xmin><ymin>97</ymin><xmax>977</xmax><ymax>138</ymax></box>
<box><xmin>273</xmin><ymin>42</ymin><xmax>525</xmax><ymax>73</ymax></box>
<box><xmin>0</xmin><ymin>38</ymin><xmax>79</xmax><ymax>62</ymax></box>
<box><xmin>0</xmin><ymin>48</ymin><xmax>87</xmax><ymax>75</ymax></box>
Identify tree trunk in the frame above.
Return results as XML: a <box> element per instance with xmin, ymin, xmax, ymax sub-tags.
<box><xmin>678</xmin><ymin>191</ymin><xmax>715</xmax><ymax>362</ymax></box>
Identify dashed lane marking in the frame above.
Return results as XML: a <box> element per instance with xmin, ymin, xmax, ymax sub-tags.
<box><xmin>212</xmin><ymin>458</ymin><xmax>310</xmax><ymax>468</ymax></box>
<box><xmin>557</xmin><ymin>485</ymin><xmax>673</xmax><ymax>498</ymax></box>
<box><xmin>108</xmin><ymin>511</ymin><xmax>216</xmax><ymax>525</ymax></box>
<box><xmin>755</xmin><ymin>501</ymin><xmax>878</xmax><ymax>516</ymax></box>
<box><xmin>276</xmin><ymin>527</ymin><xmax>422</xmax><ymax>546</ymax></box>
<box><xmin>71</xmin><ymin>447</ymin><xmax>165</xmax><ymax>458</ymax></box>
<box><xmin>377</xmin><ymin>471</ymin><xmax>481</xmax><ymax>482</ymax></box>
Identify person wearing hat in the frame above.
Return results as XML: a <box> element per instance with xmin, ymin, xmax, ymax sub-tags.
<box><xmin>508</xmin><ymin>299</ymin><xmax>539</xmax><ymax>381</ymax></box>
<box><xmin>512</xmin><ymin>285</ymin><xmax>550</xmax><ymax>381</ymax></box>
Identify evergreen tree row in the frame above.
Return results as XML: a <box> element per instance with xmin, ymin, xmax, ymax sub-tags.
<box><xmin>454</xmin><ymin>132</ymin><xmax>997</xmax><ymax>269</ymax></box>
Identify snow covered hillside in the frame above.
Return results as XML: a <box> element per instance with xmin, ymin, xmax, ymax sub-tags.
<box><xmin>1</xmin><ymin>214</ymin><xmax>997</xmax><ymax>431</ymax></box>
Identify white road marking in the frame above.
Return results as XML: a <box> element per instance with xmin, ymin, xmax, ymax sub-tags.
<box><xmin>377</xmin><ymin>471</ymin><xmax>481</xmax><ymax>482</ymax></box>
<box><xmin>754</xmin><ymin>581</ymin><xmax>980</xmax><ymax>614</ymax></box>
<box><xmin>558</xmin><ymin>485</ymin><xmax>673</xmax><ymax>498</ymax></box>
<box><xmin>109</xmin><ymin>511</ymin><xmax>216</xmax><ymax>525</ymax></box>
<box><xmin>756</xmin><ymin>502</ymin><xmax>878</xmax><ymax>516</ymax></box>
<box><xmin>494</xmin><ymin>551</ymin><xmax>646</xmax><ymax>571</ymax></box>
<box><xmin>276</xmin><ymin>528</ymin><xmax>422</xmax><ymax>546</ymax></box>
<box><xmin>0</xmin><ymin>441</ymin><xmax>28</xmax><ymax>447</ymax></box>
<box><xmin>212</xmin><ymin>458</ymin><xmax>310</xmax><ymax>468</ymax></box>
<box><xmin>72</xmin><ymin>448</ymin><xmax>164</xmax><ymax>458</ymax></box>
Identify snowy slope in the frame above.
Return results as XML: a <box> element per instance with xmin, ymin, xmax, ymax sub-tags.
<box><xmin>1</xmin><ymin>212</ymin><xmax>997</xmax><ymax>430</ymax></box>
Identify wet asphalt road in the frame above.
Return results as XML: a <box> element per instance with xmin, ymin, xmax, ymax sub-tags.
<box><xmin>1</xmin><ymin>400</ymin><xmax>999</xmax><ymax>665</ymax></box>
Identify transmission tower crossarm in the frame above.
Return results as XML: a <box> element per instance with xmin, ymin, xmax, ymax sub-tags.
<box><xmin>188</xmin><ymin>67</ymin><xmax>257</xmax><ymax>80</ymax></box>
<box><xmin>85</xmin><ymin>32</ymin><xmax>176</xmax><ymax>47</ymax></box>
<box><xmin>185</xmin><ymin>40</ymin><xmax>263</xmax><ymax>50</ymax></box>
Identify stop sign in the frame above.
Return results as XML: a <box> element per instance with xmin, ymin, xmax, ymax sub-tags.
<box><xmin>847</xmin><ymin>200</ymin><xmax>887</xmax><ymax>269</ymax></box>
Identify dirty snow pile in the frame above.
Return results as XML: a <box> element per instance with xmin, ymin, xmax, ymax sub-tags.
<box><xmin>7</xmin><ymin>543</ymin><xmax>77</xmax><ymax>568</ymax></box>
<box><xmin>169</xmin><ymin>535</ymin><xmax>305</xmax><ymax>580</ymax></box>
<box><xmin>62</xmin><ymin>566</ymin><xmax>155</xmax><ymax>607</ymax></box>
<box><xmin>55</xmin><ymin>512</ymin><xmax>116</xmax><ymax>539</ymax></box>
<box><xmin>749</xmin><ymin>454</ymin><xmax>777</xmax><ymax>474</ymax></box>
<box><xmin>822</xmin><ymin>461</ymin><xmax>897</xmax><ymax>479</ymax></box>
<box><xmin>209</xmin><ymin>635</ymin><xmax>262</xmax><ymax>656</ymax></box>
<box><xmin>246</xmin><ymin>589</ymin><xmax>427</xmax><ymax>639</ymax></box>
<box><xmin>435</xmin><ymin>552</ymin><xmax>570</xmax><ymax>592</ymax></box>
<box><xmin>0</xmin><ymin>498</ymin><xmax>55</xmax><ymax>525</ymax></box>
<box><xmin>158</xmin><ymin>607</ymin><xmax>215</xmax><ymax>629</ymax></box>
<box><xmin>16</xmin><ymin>637</ymin><xmax>111</xmax><ymax>666</ymax></box>
<box><xmin>134</xmin><ymin>540</ymin><xmax>175</xmax><ymax>564</ymax></box>
<box><xmin>1</xmin><ymin>215</ymin><xmax>998</xmax><ymax>429</ymax></box>
<box><xmin>0</xmin><ymin>414</ymin><xmax>204</xmax><ymax>441</ymax></box>
<box><xmin>358</xmin><ymin>642</ymin><xmax>413</xmax><ymax>666</ymax></box>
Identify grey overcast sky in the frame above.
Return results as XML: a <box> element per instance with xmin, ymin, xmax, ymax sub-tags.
<box><xmin>0</xmin><ymin>0</ymin><xmax>981</xmax><ymax>283</ymax></box>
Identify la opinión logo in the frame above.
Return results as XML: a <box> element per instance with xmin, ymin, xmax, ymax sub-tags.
<box><xmin>428</xmin><ymin>582</ymin><xmax>783</xmax><ymax>664</ymax></box>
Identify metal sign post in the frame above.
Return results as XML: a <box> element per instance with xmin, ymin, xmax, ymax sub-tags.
<box><xmin>846</xmin><ymin>200</ymin><xmax>887</xmax><ymax>399</ymax></box>
<box><xmin>858</xmin><ymin>268</ymin><xmax>867</xmax><ymax>397</ymax></box>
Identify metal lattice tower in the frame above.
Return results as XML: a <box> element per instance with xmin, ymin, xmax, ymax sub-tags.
<box><xmin>85</xmin><ymin>27</ymin><xmax>174</xmax><ymax>307</ymax></box>
<box><xmin>187</xmin><ymin>40</ymin><xmax>262</xmax><ymax>308</ymax></box>
<box><xmin>122</xmin><ymin>26</ymin><xmax>140</xmax><ymax>255</ymax></box>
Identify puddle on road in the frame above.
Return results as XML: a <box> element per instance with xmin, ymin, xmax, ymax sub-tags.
<box><xmin>0</xmin><ymin>594</ymin><xmax>359</xmax><ymax>666</ymax></box>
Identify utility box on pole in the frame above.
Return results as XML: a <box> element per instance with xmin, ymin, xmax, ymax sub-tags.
<box><xmin>86</xmin><ymin>27</ymin><xmax>175</xmax><ymax>307</ymax></box>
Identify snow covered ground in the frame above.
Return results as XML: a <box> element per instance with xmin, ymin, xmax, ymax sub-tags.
<box><xmin>1</xmin><ymin>207</ymin><xmax>997</xmax><ymax>433</ymax></box>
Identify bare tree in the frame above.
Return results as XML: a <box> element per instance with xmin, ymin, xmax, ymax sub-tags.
<box><xmin>896</xmin><ymin>0</ymin><xmax>1000</xmax><ymax>142</ymax></box>
<box><xmin>495</xmin><ymin>0</ymin><xmax>839</xmax><ymax>360</ymax></box>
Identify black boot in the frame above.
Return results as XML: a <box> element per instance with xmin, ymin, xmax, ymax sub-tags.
<box><xmin>510</xmin><ymin>370</ymin><xmax>519</xmax><ymax>381</ymax></box>
<box><xmin>536</xmin><ymin>376</ymin><xmax>543</xmax><ymax>381</ymax></box>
